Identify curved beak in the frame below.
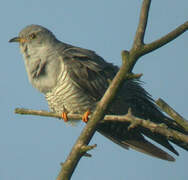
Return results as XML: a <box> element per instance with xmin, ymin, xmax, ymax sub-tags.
<box><xmin>9</xmin><ymin>37</ymin><xmax>27</xmax><ymax>43</ymax></box>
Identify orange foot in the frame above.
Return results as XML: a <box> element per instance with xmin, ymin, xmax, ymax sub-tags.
<box><xmin>61</xmin><ymin>112</ymin><xmax>68</xmax><ymax>122</ymax></box>
<box><xmin>82</xmin><ymin>110</ymin><xmax>91</xmax><ymax>123</ymax></box>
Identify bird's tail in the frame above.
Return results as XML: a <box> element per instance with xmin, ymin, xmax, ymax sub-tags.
<box><xmin>97</xmin><ymin>122</ymin><xmax>176</xmax><ymax>161</ymax></box>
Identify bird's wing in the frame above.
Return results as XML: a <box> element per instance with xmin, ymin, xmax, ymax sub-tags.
<box><xmin>61</xmin><ymin>47</ymin><xmax>116</xmax><ymax>100</ymax></box>
<box><xmin>60</xmin><ymin>46</ymin><xmax>188</xmax><ymax>161</ymax></box>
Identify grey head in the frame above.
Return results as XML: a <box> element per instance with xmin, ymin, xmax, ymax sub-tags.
<box><xmin>9</xmin><ymin>24</ymin><xmax>65</xmax><ymax>93</ymax></box>
<box><xmin>9</xmin><ymin>25</ymin><xmax>59</xmax><ymax>54</ymax></box>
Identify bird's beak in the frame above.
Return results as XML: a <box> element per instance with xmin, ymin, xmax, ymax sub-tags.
<box><xmin>9</xmin><ymin>37</ymin><xmax>27</xmax><ymax>43</ymax></box>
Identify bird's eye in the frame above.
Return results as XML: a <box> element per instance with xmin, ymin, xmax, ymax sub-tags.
<box><xmin>29</xmin><ymin>33</ymin><xmax>36</xmax><ymax>39</ymax></box>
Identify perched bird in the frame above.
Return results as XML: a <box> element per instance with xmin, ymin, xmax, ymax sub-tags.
<box><xmin>9</xmin><ymin>24</ymin><xmax>188</xmax><ymax>161</ymax></box>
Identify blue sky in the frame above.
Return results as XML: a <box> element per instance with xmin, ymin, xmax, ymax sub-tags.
<box><xmin>1</xmin><ymin>1</ymin><xmax>188</xmax><ymax>180</ymax></box>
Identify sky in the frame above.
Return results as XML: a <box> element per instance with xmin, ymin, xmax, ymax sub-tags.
<box><xmin>1</xmin><ymin>0</ymin><xmax>188</xmax><ymax>180</ymax></box>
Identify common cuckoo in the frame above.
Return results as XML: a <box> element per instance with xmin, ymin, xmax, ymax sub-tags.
<box><xmin>9</xmin><ymin>24</ymin><xmax>188</xmax><ymax>161</ymax></box>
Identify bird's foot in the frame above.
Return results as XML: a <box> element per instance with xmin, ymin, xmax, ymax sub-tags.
<box><xmin>82</xmin><ymin>110</ymin><xmax>91</xmax><ymax>123</ymax></box>
<box><xmin>61</xmin><ymin>112</ymin><xmax>68</xmax><ymax>122</ymax></box>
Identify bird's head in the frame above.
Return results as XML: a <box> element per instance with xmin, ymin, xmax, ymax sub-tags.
<box><xmin>9</xmin><ymin>25</ymin><xmax>61</xmax><ymax>93</ymax></box>
<box><xmin>9</xmin><ymin>24</ymin><xmax>58</xmax><ymax>55</ymax></box>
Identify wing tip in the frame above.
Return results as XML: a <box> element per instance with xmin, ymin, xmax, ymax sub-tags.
<box><xmin>165</xmin><ymin>154</ymin><xmax>176</xmax><ymax>162</ymax></box>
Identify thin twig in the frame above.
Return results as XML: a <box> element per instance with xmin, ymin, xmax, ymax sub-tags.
<box><xmin>125</xmin><ymin>73</ymin><xmax>143</xmax><ymax>80</ymax></box>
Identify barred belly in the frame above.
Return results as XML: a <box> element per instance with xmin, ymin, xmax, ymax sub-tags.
<box><xmin>45</xmin><ymin>62</ymin><xmax>96</xmax><ymax>114</ymax></box>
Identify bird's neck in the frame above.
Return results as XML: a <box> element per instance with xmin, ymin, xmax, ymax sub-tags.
<box><xmin>21</xmin><ymin>42</ymin><xmax>65</xmax><ymax>94</ymax></box>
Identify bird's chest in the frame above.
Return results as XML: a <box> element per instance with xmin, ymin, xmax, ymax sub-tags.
<box><xmin>45</xmin><ymin>65</ymin><xmax>96</xmax><ymax>114</ymax></box>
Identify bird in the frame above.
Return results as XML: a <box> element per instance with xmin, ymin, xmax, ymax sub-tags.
<box><xmin>9</xmin><ymin>24</ymin><xmax>188</xmax><ymax>161</ymax></box>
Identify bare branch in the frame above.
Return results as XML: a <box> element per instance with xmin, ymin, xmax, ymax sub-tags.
<box><xmin>156</xmin><ymin>98</ymin><xmax>188</xmax><ymax>132</ymax></box>
<box><xmin>141</xmin><ymin>21</ymin><xmax>188</xmax><ymax>55</ymax></box>
<box><xmin>133</xmin><ymin>0</ymin><xmax>151</xmax><ymax>47</ymax></box>
<box><xmin>15</xmin><ymin>108</ymin><xmax>188</xmax><ymax>145</ymax></box>
<box><xmin>15</xmin><ymin>108</ymin><xmax>62</xmax><ymax>118</ymax></box>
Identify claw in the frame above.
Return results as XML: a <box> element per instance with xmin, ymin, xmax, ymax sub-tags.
<box><xmin>82</xmin><ymin>110</ymin><xmax>91</xmax><ymax>123</ymax></box>
<box><xmin>61</xmin><ymin>112</ymin><xmax>68</xmax><ymax>122</ymax></box>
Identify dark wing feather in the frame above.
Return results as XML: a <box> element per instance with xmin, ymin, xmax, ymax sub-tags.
<box><xmin>61</xmin><ymin>47</ymin><xmax>116</xmax><ymax>100</ymax></box>
<box><xmin>98</xmin><ymin>128</ymin><xmax>175</xmax><ymax>161</ymax></box>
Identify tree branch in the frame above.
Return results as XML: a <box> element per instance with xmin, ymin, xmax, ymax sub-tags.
<box><xmin>156</xmin><ymin>98</ymin><xmax>188</xmax><ymax>131</ymax></box>
<box><xmin>141</xmin><ymin>21</ymin><xmax>188</xmax><ymax>55</ymax></box>
<box><xmin>15</xmin><ymin>107</ymin><xmax>188</xmax><ymax>144</ymax></box>
<box><xmin>133</xmin><ymin>0</ymin><xmax>151</xmax><ymax>47</ymax></box>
